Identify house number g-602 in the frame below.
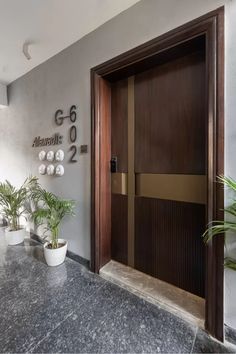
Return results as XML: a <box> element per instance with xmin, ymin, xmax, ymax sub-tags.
<box><xmin>55</xmin><ymin>105</ymin><xmax>78</xmax><ymax>162</ymax></box>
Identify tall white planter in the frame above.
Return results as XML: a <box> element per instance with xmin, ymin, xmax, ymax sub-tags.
<box><xmin>43</xmin><ymin>238</ymin><xmax>67</xmax><ymax>266</ymax></box>
<box><xmin>0</xmin><ymin>226</ymin><xmax>6</xmax><ymax>238</ymax></box>
<box><xmin>5</xmin><ymin>227</ymin><xmax>26</xmax><ymax>245</ymax></box>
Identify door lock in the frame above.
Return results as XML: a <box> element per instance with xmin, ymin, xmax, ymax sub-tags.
<box><xmin>110</xmin><ymin>157</ymin><xmax>118</xmax><ymax>173</ymax></box>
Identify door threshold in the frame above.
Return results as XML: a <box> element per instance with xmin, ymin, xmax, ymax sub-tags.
<box><xmin>100</xmin><ymin>260</ymin><xmax>205</xmax><ymax>329</ymax></box>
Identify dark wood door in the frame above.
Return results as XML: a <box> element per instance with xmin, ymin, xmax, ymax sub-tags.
<box><xmin>111</xmin><ymin>49</ymin><xmax>206</xmax><ymax>298</ymax></box>
<box><xmin>92</xmin><ymin>8</ymin><xmax>224</xmax><ymax>340</ymax></box>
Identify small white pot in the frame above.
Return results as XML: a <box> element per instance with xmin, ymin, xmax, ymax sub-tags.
<box><xmin>5</xmin><ymin>227</ymin><xmax>26</xmax><ymax>245</ymax></box>
<box><xmin>43</xmin><ymin>238</ymin><xmax>67</xmax><ymax>267</ymax></box>
<box><xmin>0</xmin><ymin>226</ymin><xmax>6</xmax><ymax>238</ymax></box>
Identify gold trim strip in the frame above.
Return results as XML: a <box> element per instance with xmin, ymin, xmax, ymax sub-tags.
<box><xmin>111</xmin><ymin>173</ymin><xmax>127</xmax><ymax>195</ymax></box>
<box><xmin>128</xmin><ymin>77</ymin><xmax>135</xmax><ymax>267</ymax></box>
<box><xmin>136</xmin><ymin>174</ymin><xmax>207</xmax><ymax>204</ymax></box>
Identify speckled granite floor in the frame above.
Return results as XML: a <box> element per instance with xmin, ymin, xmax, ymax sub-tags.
<box><xmin>0</xmin><ymin>234</ymin><xmax>234</xmax><ymax>353</ymax></box>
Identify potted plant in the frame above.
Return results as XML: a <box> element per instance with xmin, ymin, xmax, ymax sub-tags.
<box><xmin>32</xmin><ymin>187</ymin><xmax>75</xmax><ymax>266</ymax></box>
<box><xmin>203</xmin><ymin>175</ymin><xmax>236</xmax><ymax>270</ymax></box>
<box><xmin>0</xmin><ymin>177</ymin><xmax>38</xmax><ymax>245</ymax></box>
<box><xmin>0</xmin><ymin>216</ymin><xmax>7</xmax><ymax>237</ymax></box>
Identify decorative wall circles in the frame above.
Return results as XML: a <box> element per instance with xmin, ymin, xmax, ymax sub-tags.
<box><xmin>38</xmin><ymin>150</ymin><xmax>46</xmax><ymax>161</ymax></box>
<box><xmin>38</xmin><ymin>164</ymin><xmax>46</xmax><ymax>175</ymax></box>
<box><xmin>37</xmin><ymin>150</ymin><xmax>65</xmax><ymax>177</ymax></box>
<box><xmin>55</xmin><ymin>164</ymin><xmax>64</xmax><ymax>176</ymax></box>
<box><xmin>46</xmin><ymin>151</ymin><xmax>54</xmax><ymax>162</ymax></box>
<box><xmin>55</xmin><ymin>149</ymin><xmax>64</xmax><ymax>162</ymax></box>
<box><xmin>47</xmin><ymin>164</ymin><xmax>55</xmax><ymax>176</ymax></box>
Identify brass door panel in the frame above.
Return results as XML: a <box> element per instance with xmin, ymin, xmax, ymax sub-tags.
<box><xmin>136</xmin><ymin>174</ymin><xmax>206</xmax><ymax>204</ymax></box>
<box><xmin>111</xmin><ymin>173</ymin><xmax>127</xmax><ymax>195</ymax></box>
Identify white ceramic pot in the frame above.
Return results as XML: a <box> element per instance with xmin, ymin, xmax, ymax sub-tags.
<box><xmin>43</xmin><ymin>238</ymin><xmax>67</xmax><ymax>267</ymax></box>
<box><xmin>5</xmin><ymin>227</ymin><xmax>26</xmax><ymax>245</ymax></box>
<box><xmin>0</xmin><ymin>226</ymin><xmax>6</xmax><ymax>238</ymax></box>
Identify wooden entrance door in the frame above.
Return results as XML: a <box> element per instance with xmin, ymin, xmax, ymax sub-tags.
<box><xmin>111</xmin><ymin>48</ymin><xmax>206</xmax><ymax>298</ymax></box>
<box><xmin>91</xmin><ymin>7</ymin><xmax>224</xmax><ymax>340</ymax></box>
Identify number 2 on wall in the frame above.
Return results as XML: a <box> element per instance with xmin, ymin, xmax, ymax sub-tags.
<box><xmin>69</xmin><ymin>145</ymin><xmax>77</xmax><ymax>163</ymax></box>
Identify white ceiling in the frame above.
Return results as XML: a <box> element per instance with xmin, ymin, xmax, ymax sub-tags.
<box><xmin>0</xmin><ymin>0</ymin><xmax>140</xmax><ymax>84</ymax></box>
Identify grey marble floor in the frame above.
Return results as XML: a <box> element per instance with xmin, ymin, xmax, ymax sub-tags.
<box><xmin>0</xmin><ymin>236</ymin><xmax>234</xmax><ymax>354</ymax></box>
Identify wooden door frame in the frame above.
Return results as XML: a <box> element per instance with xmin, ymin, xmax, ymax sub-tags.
<box><xmin>91</xmin><ymin>7</ymin><xmax>224</xmax><ymax>341</ymax></box>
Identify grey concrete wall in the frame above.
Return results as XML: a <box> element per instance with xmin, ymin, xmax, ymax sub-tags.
<box><xmin>0</xmin><ymin>83</ymin><xmax>7</xmax><ymax>106</ymax></box>
<box><xmin>0</xmin><ymin>0</ymin><xmax>236</xmax><ymax>328</ymax></box>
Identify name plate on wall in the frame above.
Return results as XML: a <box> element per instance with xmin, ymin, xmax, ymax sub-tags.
<box><xmin>32</xmin><ymin>133</ymin><xmax>63</xmax><ymax>147</ymax></box>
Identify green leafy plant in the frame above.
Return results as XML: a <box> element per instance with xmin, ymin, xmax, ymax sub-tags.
<box><xmin>203</xmin><ymin>175</ymin><xmax>236</xmax><ymax>270</ymax></box>
<box><xmin>0</xmin><ymin>176</ymin><xmax>38</xmax><ymax>231</ymax></box>
<box><xmin>32</xmin><ymin>187</ymin><xmax>75</xmax><ymax>249</ymax></box>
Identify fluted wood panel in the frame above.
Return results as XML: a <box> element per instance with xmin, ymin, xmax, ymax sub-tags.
<box><xmin>135</xmin><ymin>197</ymin><xmax>205</xmax><ymax>297</ymax></box>
<box><xmin>111</xmin><ymin>79</ymin><xmax>128</xmax><ymax>172</ymax></box>
<box><xmin>134</xmin><ymin>51</ymin><xmax>206</xmax><ymax>174</ymax></box>
<box><xmin>111</xmin><ymin>194</ymin><xmax>128</xmax><ymax>265</ymax></box>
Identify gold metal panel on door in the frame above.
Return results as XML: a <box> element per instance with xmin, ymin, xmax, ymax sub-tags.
<box><xmin>111</xmin><ymin>173</ymin><xmax>206</xmax><ymax>205</ymax></box>
<box><xmin>111</xmin><ymin>173</ymin><xmax>127</xmax><ymax>195</ymax></box>
<box><xmin>136</xmin><ymin>174</ymin><xmax>207</xmax><ymax>204</ymax></box>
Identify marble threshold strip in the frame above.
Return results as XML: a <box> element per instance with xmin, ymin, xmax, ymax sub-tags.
<box><xmin>100</xmin><ymin>260</ymin><xmax>205</xmax><ymax>329</ymax></box>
